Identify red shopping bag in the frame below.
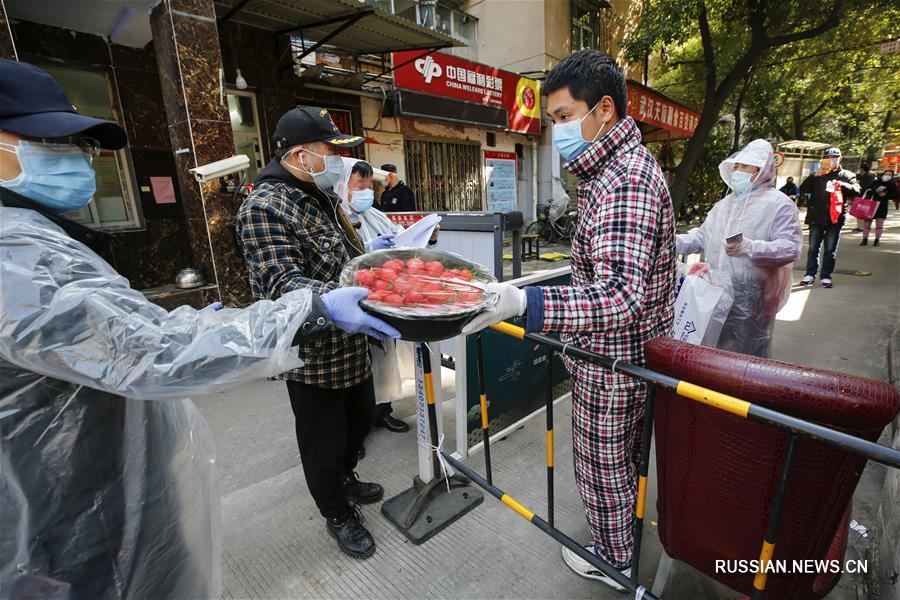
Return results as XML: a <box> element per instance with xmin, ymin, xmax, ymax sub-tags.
<box><xmin>849</xmin><ymin>190</ymin><xmax>878</xmax><ymax>221</ymax></box>
<box><xmin>829</xmin><ymin>182</ymin><xmax>844</xmax><ymax>224</ymax></box>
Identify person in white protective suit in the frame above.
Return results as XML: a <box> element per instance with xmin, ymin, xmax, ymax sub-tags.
<box><xmin>0</xmin><ymin>59</ymin><xmax>399</xmax><ymax>599</ymax></box>
<box><xmin>675</xmin><ymin>139</ymin><xmax>802</xmax><ymax>358</ymax></box>
<box><xmin>335</xmin><ymin>159</ymin><xmax>441</xmax><ymax>433</ymax></box>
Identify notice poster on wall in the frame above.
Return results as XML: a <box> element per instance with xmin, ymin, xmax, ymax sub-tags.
<box><xmin>483</xmin><ymin>151</ymin><xmax>517</xmax><ymax>213</ymax></box>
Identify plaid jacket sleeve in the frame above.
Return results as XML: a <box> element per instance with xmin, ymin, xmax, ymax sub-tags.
<box><xmin>236</xmin><ymin>200</ymin><xmax>338</xmax><ymax>300</ymax></box>
<box><xmin>540</xmin><ymin>181</ymin><xmax>662</xmax><ymax>334</ymax></box>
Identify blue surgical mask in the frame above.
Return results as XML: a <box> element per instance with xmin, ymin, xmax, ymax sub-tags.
<box><xmin>283</xmin><ymin>149</ymin><xmax>344</xmax><ymax>190</ymax></box>
<box><xmin>730</xmin><ymin>170</ymin><xmax>754</xmax><ymax>195</ymax></box>
<box><xmin>0</xmin><ymin>140</ymin><xmax>96</xmax><ymax>212</ymax></box>
<box><xmin>350</xmin><ymin>188</ymin><xmax>374</xmax><ymax>212</ymax></box>
<box><xmin>552</xmin><ymin>102</ymin><xmax>607</xmax><ymax>161</ymax></box>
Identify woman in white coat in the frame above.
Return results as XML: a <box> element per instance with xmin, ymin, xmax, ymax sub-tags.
<box><xmin>336</xmin><ymin>160</ymin><xmax>411</xmax><ymax>432</ymax></box>
<box><xmin>676</xmin><ymin>139</ymin><xmax>802</xmax><ymax>358</ymax></box>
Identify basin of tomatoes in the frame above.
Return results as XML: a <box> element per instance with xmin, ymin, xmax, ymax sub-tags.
<box><xmin>339</xmin><ymin>249</ymin><xmax>496</xmax><ymax>341</ymax></box>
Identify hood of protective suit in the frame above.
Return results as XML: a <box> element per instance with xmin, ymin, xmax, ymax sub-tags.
<box><xmin>718</xmin><ymin>139</ymin><xmax>776</xmax><ymax>191</ymax></box>
<box><xmin>334</xmin><ymin>158</ymin><xmax>389</xmax><ymax>203</ymax></box>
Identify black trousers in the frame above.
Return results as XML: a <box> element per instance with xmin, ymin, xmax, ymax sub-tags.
<box><xmin>286</xmin><ymin>377</ymin><xmax>376</xmax><ymax>519</ymax></box>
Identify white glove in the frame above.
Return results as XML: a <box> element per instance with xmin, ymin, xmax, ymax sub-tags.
<box><xmin>724</xmin><ymin>238</ymin><xmax>753</xmax><ymax>257</ymax></box>
<box><xmin>461</xmin><ymin>283</ymin><xmax>527</xmax><ymax>334</ymax></box>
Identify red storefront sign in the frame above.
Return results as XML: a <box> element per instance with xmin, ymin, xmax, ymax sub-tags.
<box><xmin>392</xmin><ymin>51</ymin><xmax>541</xmax><ymax>135</ymax></box>
<box><xmin>385</xmin><ymin>212</ymin><xmax>428</xmax><ymax>227</ymax></box>
<box><xmin>626</xmin><ymin>81</ymin><xmax>700</xmax><ymax>140</ymax></box>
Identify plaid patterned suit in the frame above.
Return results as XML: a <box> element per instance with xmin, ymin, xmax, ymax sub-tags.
<box><xmin>530</xmin><ymin>116</ymin><xmax>676</xmax><ymax>567</ymax></box>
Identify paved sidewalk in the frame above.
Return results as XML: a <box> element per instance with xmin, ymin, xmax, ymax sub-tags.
<box><xmin>195</xmin><ymin>207</ymin><xmax>900</xmax><ymax>599</ymax></box>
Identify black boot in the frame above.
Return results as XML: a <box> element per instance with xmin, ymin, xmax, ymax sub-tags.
<box><xmin>327</xmin><ymin>506</ymin><xmax>376</xmax><ymax>559</ymax></box>
<box><xmin>873</xmin><ymin>238</ymin><xmax>880</xmax><ymax>246</ymax></box>
<box><xmin>342</xmin><ymin>471</ymin><xmax>384</xmax><ymax>505</ymax></box>
<box><xmin>859</xmin><ymin>238</ymin><xmax>868</xmax><ymax>246</ymax></box>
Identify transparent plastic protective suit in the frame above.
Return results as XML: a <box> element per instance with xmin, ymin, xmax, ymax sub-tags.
<box><xmin>0</xmin><ymin>207</ymin><xmax>318</xmax><ymax>598</ymax></box>
<box><xmin>675</xmin><ymin>139</ymin><xmax>802</xmax><ymax>358</ymax></box>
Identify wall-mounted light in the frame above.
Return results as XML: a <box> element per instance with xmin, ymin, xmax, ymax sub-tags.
<box><xmin>235</xmin><ymin>69</ymin><xmax>248</xmax><ymax>90</ymax></box>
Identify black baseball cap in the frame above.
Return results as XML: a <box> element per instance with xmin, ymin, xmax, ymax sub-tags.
<box><xmin>0</xmin><ymin>59</ymin><xmax>126</xmax><ymax>149</ymax></box>
<box><xmin>274</xmin><ymin>106</ymin><xmax>363</xmax><ymax>151</ymax></box>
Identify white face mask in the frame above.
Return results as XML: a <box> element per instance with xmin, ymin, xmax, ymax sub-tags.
<box><xmin>882</xmin><ymin>174</ymin><xmax>893</xmax><ymax>182</ymax></box>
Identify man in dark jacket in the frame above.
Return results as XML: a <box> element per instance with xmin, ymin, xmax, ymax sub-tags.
<box><xmin>798</xmin><ymin>147</ymin><xmax>860</xmax><ymax>288</ymax></box>
<box><xmin>236</xmin><ymin>107</ymin><xmax>399</xmax><ymax>560</ymax></box>
<box><xmin>378</xmin><ymin>163</ymin><xmax>416</xmax><ymax>211</ymax></box>
<box><xmin>779</xmin><ymin>176</ymin><xmax>799</xmax><ymax>200</ymax></box>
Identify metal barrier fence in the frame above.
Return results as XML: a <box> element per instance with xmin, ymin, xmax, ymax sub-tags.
<box><xmin>427</xmin><ymin>322</ymin><xmax>900</xmax><ymax>600</ymax></box>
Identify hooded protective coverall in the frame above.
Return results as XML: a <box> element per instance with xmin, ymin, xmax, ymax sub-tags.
<box><xmin>676</xmin><ymin>139</ymin><xmax>802</xmax><ymax>358</ymax></box>
<box><xmin>334</xmin><ymin>161</ymin><xmax>408</xmax><ymax>404</ymax></box>
<box><xmin>0</xmin><ymin>195</ymin><xmax>331</xmax><ymax>599</ymax></box>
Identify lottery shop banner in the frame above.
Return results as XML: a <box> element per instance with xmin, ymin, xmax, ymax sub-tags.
<box><xmin>626</xmin><ymin>81</ymin><xmax>700</xmax><ymax>140</ymax></box>
<box><xmin>392</xmin><ymin>51</ymin><xmax>541</xmax><ymax>135</ymax></box>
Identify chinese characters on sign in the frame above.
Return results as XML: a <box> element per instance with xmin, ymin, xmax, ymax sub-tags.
<box><xmin>483</xmin><ymin>151</ymin><xmax>518</xmax><ymax>213</ymax></box>
<box><xmin>393</xmin><ymin>51</ymin><xmax>541</xmax><ymax>135</ymax></box>
<box><xmin>385</xmin><ymin>212</ymin><xmax>428</xmax><ymax>227</ymax></box>
<box><xmin>626</xmin><ymin>82</ymin><xmax>700</xmax><ymax>139</ymax></box>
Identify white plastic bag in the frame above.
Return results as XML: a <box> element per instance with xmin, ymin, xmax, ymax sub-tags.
<box><xmin>672</xmin><ymin>273</ymin><xmax>733</xmax><ymax>347</ymax></box>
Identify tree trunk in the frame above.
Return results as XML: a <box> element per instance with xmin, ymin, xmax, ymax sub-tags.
<box><xmin>670</xmin><ymin>49</ymin><xmax>763</xmax><ymax>211</ymax></box>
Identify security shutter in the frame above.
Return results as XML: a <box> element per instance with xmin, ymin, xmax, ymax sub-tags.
<box><xmin>404</xmin><ymin>138</ymin><xmax>483</xmax><ymax>211</ymax></box>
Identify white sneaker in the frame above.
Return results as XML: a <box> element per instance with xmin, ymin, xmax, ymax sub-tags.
<box><xmin>799</xmin><ymin>275</ymin><xmax>815</xmax><ymax>286</ymax></box>
<box><xmin>561</xmin><ymin>544</ymin><xmax>631</xmax><ymax>591</ymax></box>
<box><xmin>821</xmin><ymin>278</ymin><xmax>833</xmax><ymax>288</ymax></box>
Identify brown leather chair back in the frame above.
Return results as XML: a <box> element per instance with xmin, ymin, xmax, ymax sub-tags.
<box><xmin>645</xmin><ymin>336</ymin><xmax>899</xmax><ymax>599</ymax></box>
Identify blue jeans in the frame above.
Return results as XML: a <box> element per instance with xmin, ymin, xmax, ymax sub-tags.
<box><xmin>805</xmin><ymin>222</ymin><xmax>842</xmax><ymax>279</ymax></box>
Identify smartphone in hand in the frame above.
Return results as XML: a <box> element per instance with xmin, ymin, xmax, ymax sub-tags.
<box><xmin>726</xmin><ymin>232</ymin><xmax>743</xmax><ymax>244</ymax></box>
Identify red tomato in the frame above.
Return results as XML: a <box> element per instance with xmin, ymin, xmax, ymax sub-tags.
<box><xmin>374</xmin><ymin>268</ymin><xmax>398</xmax><ymax>282</ymax></box>
<box><xmin>423</xmin><ymin>282</ymin><xmax>443</xmax><ymax>293</ymax></box>
<box><xmin>425</xmin><ymin>261</ymin><xmax>444</xmax><ymax>276</ymax></box>
<box><xmin>459</xmin><ymin>291</ymin><xmax>482</xmax><ymax>303</ymax></box>
<box><xmin>456</xmin><ymin>269</ymin><xmax>474</xmax><ymax>281</ymax></box>
<box><xmin>406</xmin><ymin>258</ymin><xmax>424</xmax><ymax>270</ymax></box>
<box><xmin>374</xmin><ymin>279</ymin><xmax>390</xmax><ymax>292</ymax></box>
<box><xmin>393</xmin><ymin>277</ymin><xmax>413</xmax><ymax>295</ymax></box>
<box><xmin>383</xmin><ymin>259</ymin><xmax>405</xmax><ymax>272</ymax></box>
<box><xmin>369</xmin><ymin>291</ymin><xmax>386</xmax><ymax>302</ymax></box>
<box><xmin>355</xmin><ymin>269</ymin><xmax>375</xmax><ymax>286</ymax></box>
<box><xmin>405</xmin><ymin>291</ymin><xmax>425</xmax><ymax>304</ymax></box>
<box><xmin>384</xmin><ymin>293</ymin><xmax>404</xmax><ymax>306</ymax></box>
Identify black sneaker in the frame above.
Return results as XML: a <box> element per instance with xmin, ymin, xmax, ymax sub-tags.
<box><xmin>342</xmin><ymin>471</ymin><xmax>384</xmax><ymax>505</ymax></box>
<box><xmin>873</xmin><ymin>238</ymin><xmax>880</xmax><ymax>247</ymax></box>
<box><xmin>327</xmin><ymin>506</ymin><xmax>376</xmax><ymax>559</ymax></box>
<box><xmin>860</xmin><ymin>238</ymin><xmax>868</xmax><ymax>246</ymax></box>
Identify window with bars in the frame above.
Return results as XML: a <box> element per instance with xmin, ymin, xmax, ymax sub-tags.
<box><xmin>403</xmin><ymin>138</ymin><xmax>483</xmax><ymax>212</ymax></box>
<box><xmin>571</xmin><ymin>0</ymin><xmax>601</xmax><ymax>52</ymax></box>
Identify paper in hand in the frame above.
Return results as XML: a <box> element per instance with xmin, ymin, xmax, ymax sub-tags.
<box><xmin>395</xmin><ymin>213</ymin><xmax>442</xmax><ymax>248</ymax></box>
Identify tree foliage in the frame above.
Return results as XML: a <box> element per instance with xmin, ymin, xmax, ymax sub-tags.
<box><xmin>622</xmin><ymin>0</ymin><xmax>897</xmax><ymax>211</ymax></box>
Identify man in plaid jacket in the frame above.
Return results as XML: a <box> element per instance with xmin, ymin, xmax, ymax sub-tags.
<box><xmin>464</xmin><ymin>50</ymin><xmax>676</xmax><ymax>590</ymax></box>
<box><xmin>235</xmin><ymin>107</ymin><xmax>398</xmax><ymax>560</ymax></box>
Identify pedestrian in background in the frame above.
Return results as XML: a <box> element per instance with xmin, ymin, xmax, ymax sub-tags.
<box><xmin>779</xmin><ymin>176</ymin><xmax>799</xmax><ymax>201</ymax></box>
<box><xmin>860</xmin><ymin>169</ymin><xmax>897</xmax><ymax>246</ymax></box>
<box><xmin>853</xmin><ymin>162</ymin><xmax>876</xmax><ymax>232</ymax></box>
<box><xmin>379</xmin><ymin>163</ymin><xmax>416</xmax><ymax>212</ymax></box>
<box><xmin>798</xmin><ymin>147</ymin><xmax>860</xmax><ymax>288</ymax></box>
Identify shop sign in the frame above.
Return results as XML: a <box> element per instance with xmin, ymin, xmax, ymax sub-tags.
<box><xmin>393</xmin><ymin>51</ymin><xmax>541</xmax><ymax>135</ymax></box>
<box><xmin>483</xmin><ymin>151</ymin><xmax>517</xmax><ymax>213</ymax></box>
<box><xmin>385</xmin><ymin>212</ymin><xmax>428</xmax><ymax>227</ymax></box>
<box><xmin>627</xmin><ymin>82</ymin><xmax>700</xmax><ymax>138</ymax></box>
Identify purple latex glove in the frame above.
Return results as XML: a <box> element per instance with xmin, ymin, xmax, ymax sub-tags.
<box><xmin>321</xmin><ymin>287</ymin><xmax>401</xmax><ymax>342</ymax></box>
